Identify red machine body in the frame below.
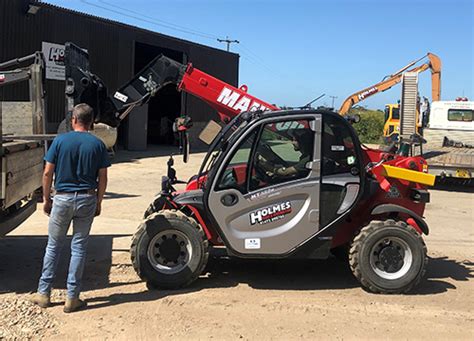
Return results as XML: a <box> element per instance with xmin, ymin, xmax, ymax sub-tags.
<box><xmin>178</xmin><ymin>64</ymin><xmax>278</xmax><ymax>123</ymax></box>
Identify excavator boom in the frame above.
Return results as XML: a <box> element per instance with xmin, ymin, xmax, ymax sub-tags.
<box><xmin>339</xmin><ymin>53</ymin><xmax>441</xmax><ymax>115</ymax></box>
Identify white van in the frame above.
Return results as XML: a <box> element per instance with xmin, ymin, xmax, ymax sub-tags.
<box><xmin>423</xmin><ymin>100</ymin><xmax>474</xmax><ymax>180</ymax></box>
<box><xmin>425</xmin><ymin>101</ymin><xmax>474</xmax><ymax>147</ymax></box>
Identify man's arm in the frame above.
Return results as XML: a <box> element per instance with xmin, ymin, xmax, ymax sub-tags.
<box><xmin>274</xmin><ymin>166</ymin><xmax>298</xmax><ymax>177</ymax></box>
<box><xmin>42</xmin><ymin>162</ymin><xmax>55</xmax><ymax>216</ymax></box>
<box><xmin>96</xmin><ymin>167</ymin><xmax>108</xmax><ymax>216</ymax></box>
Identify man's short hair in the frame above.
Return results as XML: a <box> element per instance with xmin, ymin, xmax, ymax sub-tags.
<box><xmin>72</xmin><ymin>103</ymin><xmax>94</xmax><ymax>127</ymax></box>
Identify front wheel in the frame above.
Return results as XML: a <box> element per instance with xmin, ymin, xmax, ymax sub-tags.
<box><xmin>130</xmin><ymin>210</ymin><xmax>209</xmax><ymax>289</ymax></box>
<box><xmin>349</xmin><ymin>220</ymin><xmax>427</xmax><ymax>294</ymax></box>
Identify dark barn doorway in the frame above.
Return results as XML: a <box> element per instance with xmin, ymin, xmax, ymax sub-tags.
<box><xmin>134</xmin><ymin>42</ymin><xmax>184</xmax><ymax>145</ymax></box>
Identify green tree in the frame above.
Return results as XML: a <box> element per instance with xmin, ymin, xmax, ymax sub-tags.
<box><xmin>350</xmin><ymin>107</ymin><xmax>385</xmax><ymax>144</ymax></box>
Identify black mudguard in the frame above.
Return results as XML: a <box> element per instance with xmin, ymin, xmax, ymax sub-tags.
<box><xmin>144</xmin><ymin>195</ymin><xmax>178</xmax><ymax>218</ymax></box>
<box><xmin>371</xmin><ymin>204</ymin><xmax>429</xmax><ymax>235</ymax></box>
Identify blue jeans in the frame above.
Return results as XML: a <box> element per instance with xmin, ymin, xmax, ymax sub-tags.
<box><xmin>38</xmin><ymin>193</ymin><xmax>97</xmax><ymax>298</ymax></box>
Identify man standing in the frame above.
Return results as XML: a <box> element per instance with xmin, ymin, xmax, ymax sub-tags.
<box><xmin>31</xmin><ymin>103</ymin><xmax>110</xmax><ymax>313</ymax></box>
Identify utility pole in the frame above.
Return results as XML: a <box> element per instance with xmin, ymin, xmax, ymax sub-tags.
<box><xmin>217</xmin><ymin>36</ymin><xmax>239</xmax><ymax>52</ymax></box>
<box><xmin>329</xmin><ymin>95</ymin><xmax>338</xmax><ymax>108</ymax></box>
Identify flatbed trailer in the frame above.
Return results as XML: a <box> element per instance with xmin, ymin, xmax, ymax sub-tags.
<box><xmin>0</xmin><ymin>52</ymin><xmax>47</xmax><ymax>236</ymax></box>
<box><xmin>0</xmin><ymin>138</ymin><xmax>44</xmax><ymax>236</ymax></box>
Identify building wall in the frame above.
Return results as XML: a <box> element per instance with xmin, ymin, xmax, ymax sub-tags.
<box><xmin>0</xmin><ymin>0</ymin><xmax>239</xmax><ymax>148</ymax></box>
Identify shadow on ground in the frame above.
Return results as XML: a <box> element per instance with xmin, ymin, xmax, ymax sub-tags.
<box><xmin>86</xmin><ymin>252</ymin><xmax>474</xmax><ymax>310</ymax></box>
<box><xmin>1</xmin><ymin>236</ymin><xmax>472</xmax><ymax>308</ymax></box>
<box><xmin>0</xmin><ymin>235</ymin><xmax>133</xmax><ymax>295</ymax></box>
<box><xmin>103</xmin><ymin>191</ymin><xmax>141</xmax><ymax>200</ymax></box>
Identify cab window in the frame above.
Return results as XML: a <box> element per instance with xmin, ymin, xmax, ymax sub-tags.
<box><xmin>322</xmin><ymin>115</ymin><xmax>358</xmax><ymax>176</ymax></box>
<box><xmin>448</xmin><ymin>109</ymin><xmax>473</xmax><ymax>122</ymax></box>
<box><xmin>320</xmin><ymin>115</ymin><xmax>360</xmax><ymax>227</ymax></box>
<box><xmin>392</xmin><ymin>107</ymin><xmax>400</xmax><ymax>120</ymax></box>
<box><xmin>250</xmin><ymin>120</ymin><xmax>314</xmax><ymax>191</ymax></box>
<box><xmin>216</xmin><ymin>129</ymin><xmax>258</xmax><ymax>193</ymax></box>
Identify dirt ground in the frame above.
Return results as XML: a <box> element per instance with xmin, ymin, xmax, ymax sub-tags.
<box><xmin>1</xmin><ymin>146</ymin><xmax>473</xmax><ymax>340</ymax></box>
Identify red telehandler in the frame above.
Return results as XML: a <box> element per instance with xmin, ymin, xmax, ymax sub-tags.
<box><xmin>69</xmin><ymin>44</ymin><xmax>436</xmax><ymax>294</ymax></box>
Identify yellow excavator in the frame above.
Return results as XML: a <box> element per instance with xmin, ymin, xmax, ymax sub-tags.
<box><xmin>338</xmin><ymin>53</ymin><xmax>441</xmax><ymax>140</ymax></box>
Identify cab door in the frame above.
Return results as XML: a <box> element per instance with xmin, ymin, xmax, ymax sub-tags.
<box><xmin>207</xmin><ymin>114</ymin><xmax>322</xmax><ymax>255</ymax></box>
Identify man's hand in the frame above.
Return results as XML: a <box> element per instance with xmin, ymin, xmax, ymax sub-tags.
<box><xmin>95</xmin><ymin>200</ymin><xmax>102</xmax><ymax>217</ymax></box>
<box><xmin>43</xmin><ymin>199</ymin><xmax>52</xmax><ymax>216</ymax></box>
<box><xmin>257</xmin><ymin>154</ymin><xmax>271</xmax><ymax>171</ymax></box>
<box><xmin>96</xmin><ymin>168</ymin><xmax>107</xmax><ymax>217</ymax></box>
<box><xmin>42</xmin><ymin>162</ymin><xmax>55</xmax><ymax>217</ymax></box>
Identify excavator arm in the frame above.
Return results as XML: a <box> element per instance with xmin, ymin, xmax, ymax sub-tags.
<box><xmin>338</xmin><ymin>53</ymin><xmax>441</xmax><ymax>115</ymax></box>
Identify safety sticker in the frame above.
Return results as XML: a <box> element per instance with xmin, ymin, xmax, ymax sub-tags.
<box><xmin>245</xmin><ymin>238</ymin><xmax>261</xmax><ymax>249</ymax></box>
<box><xmin>114</xmin><ymin>91</ymin><xmax>128</xmax><ymax>103</ymax></box>
<box><xmin>249</xmin><ymin>201</ymin><xmax>292</xmax><ymax>225</ymax></box>
<box><xmin>331</xmin><ymin>145</ymin><xmax>345</xmax><ymax>151</ymax></box>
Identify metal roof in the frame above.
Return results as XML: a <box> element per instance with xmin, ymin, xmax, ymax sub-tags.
<box><xmin>37</xmin><ymin>1</ymin><xmax>239</xmax><ymax>56</ymax></box>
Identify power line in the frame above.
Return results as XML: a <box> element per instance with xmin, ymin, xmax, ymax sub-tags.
<box><xmin>80</xmin><ymin>0</ymin><xmax>221</xmax><ymax>41</ymax></box>
<box><xmin>98</xmin><ymin>0</ymin><xmax>221</xmax><ymax>40</ymax></box>
<box><xmin>238</xmin><ymin>43</ymin><xmax>268</xmax><ymax>65</ymax></box>
<box><xmin>80</xmin><ymin>1</ymin><xmax>287</xmax><ymax>84</ymax></box>
<box><xmin>81</xmin><ymin>0</ymin><xmax>279</xmax><ymax>76</ymax></box>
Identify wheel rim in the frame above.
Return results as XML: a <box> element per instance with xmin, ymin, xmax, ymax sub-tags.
<box><xmin>369</xmin><ymin>236</ymin><xmax>413</xmax><ymax>280</ymax></box>
<box><xmin>147</xmin><ymin>230</ymin><xmax>193</xmax><ymax>275</ymax></box>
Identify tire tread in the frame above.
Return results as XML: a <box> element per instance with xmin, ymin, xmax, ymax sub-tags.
<box><xmin>130</xmin><ymin>209</ymin><xmax>209</xmax><ymax>289</ymax></box>
<box><xmin>349</xmin><ymin>220</ymin><xmax>428</xmax><ymax>294</ymax></box>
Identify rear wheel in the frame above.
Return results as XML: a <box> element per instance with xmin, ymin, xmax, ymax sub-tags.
<box><xmin>130</xmin><ymin>210</ymin><xmax>209</xmax><ymax>289</ymax></box>
<box><xmin>349</xmin><ymin>220</ymin><xmax>427</xmax><ymax>294</ymax></box>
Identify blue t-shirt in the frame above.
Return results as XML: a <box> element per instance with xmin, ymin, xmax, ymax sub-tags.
<box><xmin>45</xmin><ymin>131</ymin><xmax>111</xmax><ymax>192</ymax></box>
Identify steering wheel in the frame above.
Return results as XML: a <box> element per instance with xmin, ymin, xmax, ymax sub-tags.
<box><xmin>258</xmin><ymin>142</ymin><xmax>290</xmax><ymax>167</ymax></box>
<box><xmin>220</xmin><ymin>167</ymin><xmax>238</xmax><ymax>188</ymax></box>
<box><xmin>322</xmin><ymin>156</ymin><xmax>341</xmax><ymax>174</ymax></box>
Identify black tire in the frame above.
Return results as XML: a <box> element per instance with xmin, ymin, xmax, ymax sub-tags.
<box><xmin>349</xmin><ymin>220</ymin><xmax>427</xmax><ymax>294</ymax></box>
<box><xmin>130</xmin><ymin>210</ymin><xmax>209</xmax><ymax>289</ymax></box>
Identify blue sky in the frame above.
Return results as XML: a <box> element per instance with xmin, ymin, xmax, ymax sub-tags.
<box><xmin>48</xmin><ymin>0</ymin><xmax>472</xmax><ymax>110</ymax></box>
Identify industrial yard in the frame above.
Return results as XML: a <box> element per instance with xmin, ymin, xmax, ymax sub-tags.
<box><xmin>0</xmin><ymin>148</ymin><xmax>472</xmax><ymax>339</ymax></box>
<box><xmin>1</xmin><ymin>0</ymin><xmax>473</xmax><ymax>339</ymax></box>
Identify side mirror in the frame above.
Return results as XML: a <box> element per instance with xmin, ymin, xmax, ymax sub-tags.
<box><xmin>346</xmin><ymin>114</ymin><xmax>361</xmax><ymax>124</ymax></box>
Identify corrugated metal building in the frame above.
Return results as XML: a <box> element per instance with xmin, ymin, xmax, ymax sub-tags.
<box><xmin>0</xmin><ymin>0</ymin><xmax>239</xmax><ymax>150</ymax></box>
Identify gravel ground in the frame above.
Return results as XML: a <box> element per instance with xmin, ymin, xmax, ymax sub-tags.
<box><xmin>0</xmin><ymin>295</ymin><xmax>57</xmax><ymax>339</ymax></box>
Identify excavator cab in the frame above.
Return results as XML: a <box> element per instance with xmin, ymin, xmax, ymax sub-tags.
<box><xmin>383</xmin><ymin>104</ymin><xmax>401</xmax><ymax>141</ymax></box>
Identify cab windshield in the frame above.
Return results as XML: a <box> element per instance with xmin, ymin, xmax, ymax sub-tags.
<box><xmin>198</xmin><ymin>113</ymin><xmax>255</xmax><ymax>184</ymax></box>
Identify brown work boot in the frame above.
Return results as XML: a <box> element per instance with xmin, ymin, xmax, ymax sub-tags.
<box><xmin>30</xmin><ymin>292</ymin><xmax>51</xmax><ymax>308</ymax></box>
<box><xmin>63</xmin><ymin>297</ymin><xmax>87</xmax><ymax>313</ymax></box>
